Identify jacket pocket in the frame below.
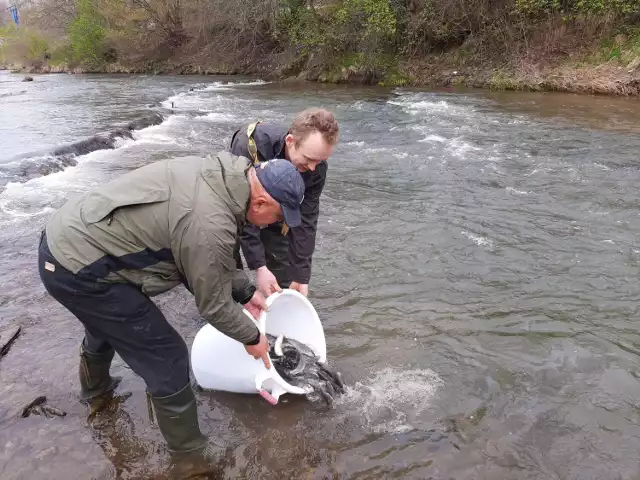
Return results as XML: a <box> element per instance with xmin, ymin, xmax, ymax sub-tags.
<box><xmin>141</xmin><ymin>274</ymin><xmax>181</xmax><ymax>297</ymax></box>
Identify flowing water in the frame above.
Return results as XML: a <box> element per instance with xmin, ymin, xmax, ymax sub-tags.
<box><xmin>2</xmin><ymin>70</ymin><xmax>640</xmax><ymax>479</ymax></box>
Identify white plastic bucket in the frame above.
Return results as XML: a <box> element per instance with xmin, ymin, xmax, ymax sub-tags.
<box><xmin>190</xmin><ymin>289</ymin><xmax>326</xmax><ymax>404</ymax></box>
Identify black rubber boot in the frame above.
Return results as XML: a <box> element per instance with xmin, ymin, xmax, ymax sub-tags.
<box><xmin>79</xmin><ymin>343</ymin><xmax>122</xmax><ymax>401</ymax></box>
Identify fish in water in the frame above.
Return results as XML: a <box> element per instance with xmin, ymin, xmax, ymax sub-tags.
<box><xmin>266</xmin><ymin>333</ymin><xmax>345</xmax><ymax>406</ymax></box>
<box><xmin>20</xmin><ymin>396</ymin><xmax>66</xmax><ymax>418</ymax></box>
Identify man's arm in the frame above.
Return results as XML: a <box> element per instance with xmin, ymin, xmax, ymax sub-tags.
<box><xmin>288</xmin><ymin>162</ymin><xmax>327</xmax><ymax>284</ymax></box>
<box><xmin>174</xmin><ymin>216</ymin><xmax>260</xmax><ymax>345</ymax></box>
<box><xmin>184</xmin><ymin>237</ymin><xmax>256</xmax><ymax>307</ymax></box>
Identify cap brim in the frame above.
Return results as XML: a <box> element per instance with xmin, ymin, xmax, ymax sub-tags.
<box><xmin>281</xmin><ymin>204</ymin><xmax>301</xmax><ymax>228</ymax></box>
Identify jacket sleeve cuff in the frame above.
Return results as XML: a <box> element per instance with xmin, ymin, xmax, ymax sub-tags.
<box><xmin>291</xmin><ymin>266</ymin><xmax>311</xmax><ymax>284</ymax></box>
<box><xmin>237</xmin><ymin>284</ymin><xmax>256</xmax><ymax>305</ymax></box>
<box><xmin>244</xmin><ymin>328</ymin><xmax>262</xmax><ymax>345</ymax></box>
<box><xmin>246</xmin><ymin>259</ymin><xmax>266</xmax><ymax>270</ymax></box>
<box><xmin>231</xmin><ymin>270</ymin><xmax>256</xmax><ymax>304</ymax></box>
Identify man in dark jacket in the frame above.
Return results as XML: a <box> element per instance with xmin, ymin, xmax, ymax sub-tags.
<box><xmin>229</xmin><ymin>108</ymin><xmax>339</xmax><ymax>298</ymax></box>
<box><xmin>38</xmin><ymin>152</ymin><xmax>305</xmax><ymax>456</ymax></box>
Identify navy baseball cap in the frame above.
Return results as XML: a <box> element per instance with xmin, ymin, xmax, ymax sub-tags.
<box><xmin>255</xmin><ymin>158</ymin><xmax>305</xmax><ymax>228</ymax></box>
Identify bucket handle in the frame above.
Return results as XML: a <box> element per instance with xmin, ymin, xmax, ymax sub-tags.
<box><xmin>255</xmin><ymin>371</ymin><xmax>286</xmax><ymax>406</ymax></box>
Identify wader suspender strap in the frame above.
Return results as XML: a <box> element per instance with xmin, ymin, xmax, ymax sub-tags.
<box><xmin>247</xmin><ymin>122</ymin><xmax>261</xmax><ymax>165</ymax></box>
<box><xmin>247</xmin><ymin>121</ymin><xmax>290</xmax><ymax>236</ymax></box>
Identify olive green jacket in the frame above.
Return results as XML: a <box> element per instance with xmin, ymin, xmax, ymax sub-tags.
<box><xmin>45</xmin><ymin>151</ymin><xmax>260</xmax><ymax>344</ymax></box>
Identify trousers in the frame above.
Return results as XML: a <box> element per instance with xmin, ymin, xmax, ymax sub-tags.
<box><xmin>38</xmin><ymin>232</ymin><xmax>189</xmax><ymax>397</ymax></box>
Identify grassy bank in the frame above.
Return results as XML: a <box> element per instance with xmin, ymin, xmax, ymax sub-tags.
<box><xmin>1</xmin><ymin>1</ymin><xmax>639</xmax><ymax>95</ymax></box>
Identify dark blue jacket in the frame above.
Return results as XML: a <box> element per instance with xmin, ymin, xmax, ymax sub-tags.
<box><xmin>229</xmin><ymin>123</ymin><xmax>327</xmax><ymax>284</ymax></box>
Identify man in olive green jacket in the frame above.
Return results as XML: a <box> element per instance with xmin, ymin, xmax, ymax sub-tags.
<box><xmin>38</xmin><ymin>152</ymin><xmax>305</xmax><ymax>455</ymax></box>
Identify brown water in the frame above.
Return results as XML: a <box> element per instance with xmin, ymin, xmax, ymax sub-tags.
<box><xmin>2</xmin><ymin>71</ymin><xmax>640</xmax><ymax>479</ymax></box>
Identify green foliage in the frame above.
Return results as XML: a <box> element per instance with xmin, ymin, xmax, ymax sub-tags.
<box><xmin>278</xmin><ymin>1</ymin><xmax>327</xmax><ymax>50</ymax></box>
<box><xmin>0</xmin><ymin>26</ymin><xmax>50</xmax><ymax>64</ymax></box>
<box><xmin>334</xmin><ymin>0</ymin><xmax>396</xmax><ymax>40</ymax></box>
<box><xmin>573</xmin><ymin>0</ymin><xmax>638</xmax><ymax>13</ymax></box>
<box><xmin>27</xmin><ymin>32</ymin><xmax>49</xmax><ymax>60</ymax></box>
<box><xmin>280</xmin><ymin>0</ymin><xmax>396</xmax><ymax>53</ymax></box>
<box><xmin>489</xmin><ymin>70</ymin><xmax>528</xmax><ymax>91</ymax></box>
<box><xmin>514</xmin><ymin>0</ymin><xmax>561</xmax><ymax>15</ymax></box>
<box><xmin>378</xmin><ymin>70</ymin><xmax>411</xmax><ymax>86</ymax></box>
<box><xmin>514</xmin><ymin>0</ymin><xmax>638</xmax><ymax>15</ymax></box>
<box><xmin>591</xmin><ymin>28</ymin><xmax>640</xmax><ymax>65</ymax></box>
<box><xmin>67</xmin><ymin>0</ymin><xmax>106</xmax><ymax>67</ymax></box>
<box><xmin>0</xmin><ymin>26</ymin><xmax>10</xmax><ymax>63</ymax></box>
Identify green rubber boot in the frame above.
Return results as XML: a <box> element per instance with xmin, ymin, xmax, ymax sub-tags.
<box><xmin>150</xmin><ymin>383</ymin><xmax>208</xmax><ymax>453</ymax></box>
<box><xmin>150</xmin><ymin>384</ymin><xmax>223</xmax><ymax>478</ymax></box>
<box><xmin>79</xmin><ymin>343</ymin><xmax>122</xmax><ymax>401</ymax></box>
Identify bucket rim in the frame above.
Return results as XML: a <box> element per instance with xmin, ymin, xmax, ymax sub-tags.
<box><xmin>256</xmin><ymin>288</ymin><xmax>323</xmax><ymax>395</ymax></box>
<box><xmin>258</xmin><ymin>288</ymin><xmax>321</xmax><ymax>329</ymax></box>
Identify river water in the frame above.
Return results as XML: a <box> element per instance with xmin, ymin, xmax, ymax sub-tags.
<box><xmin>1</xmin><ymin>70</ymin><xmax>640</xmax><ymax>479</ymax></box>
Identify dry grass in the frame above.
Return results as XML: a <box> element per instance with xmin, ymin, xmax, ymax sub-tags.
<box><xmin>400</xmin><ymin>12</ymin><xmax>640</xmax><ymax>96</ymax></box>
<box><xmin>539</xmin><ymin>63</ymin><xmax>640</xmax><ymax>95</ymax></box>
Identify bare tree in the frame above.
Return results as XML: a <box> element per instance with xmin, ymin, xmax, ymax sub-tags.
<box><xmin>24</xmin><ymin>0</ymin><xmax>77</xmax><ymax>35</ymax></box>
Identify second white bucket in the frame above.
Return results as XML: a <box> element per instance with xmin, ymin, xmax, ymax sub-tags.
<box><xmin>190</xmin><ymin>289</ymin><xmax>326</xmax><ymax>405</ymax></box>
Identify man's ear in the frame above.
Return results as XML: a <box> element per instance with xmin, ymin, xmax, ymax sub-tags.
<box><xmin>285</xmin><ymin>133</ymin><xmax>295</xmax><ymax>147</ymax></box>
<box><xmin>253</xmin><ymin>196</ymin><xmax>268</xmax><ymax>209</ymax></box>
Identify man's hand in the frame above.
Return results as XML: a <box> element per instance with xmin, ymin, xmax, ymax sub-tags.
<box><xmin>243</xmin><ymin>291</ymin><xmax>268</xmax><ymax>320</ymax></box>
<box><xmin>256</xmin><ymin>266</ymin><xmax>282</xmax><ymax>298</ymax></box>
<box><xmin>289</xmin><ymin>282</ymin><xmax>309</xmax><ymax>297</ymax></box>
<box><xmin>245</xmin><ymin>334</ymin><xmax>271</xmax><ymax>369</ymax></box>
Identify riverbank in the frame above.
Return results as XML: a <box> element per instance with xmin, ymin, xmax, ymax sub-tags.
<box><xmin>5</xmin><ymin>48</ymin><xmax>640</xmax><ymax>97</ymax></box>
<box><xmin>3</xmin><ymin>7</ymin><xmax>639</xmax><ymax>97</ymax></box>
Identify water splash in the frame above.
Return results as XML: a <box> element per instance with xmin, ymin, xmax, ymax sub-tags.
<box><xmin>337</xmin><ymin>368</ymin><xmax>443</xmax><ymax>434</ymax></box>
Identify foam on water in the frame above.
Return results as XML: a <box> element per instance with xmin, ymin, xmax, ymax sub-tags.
<box><xmin>203</xmin><ymin>80</ymin><xmax>268</xmax><ymax>91</ymax></box>
<box><xmin>389</xmin><ymin>98</ymin><xmax>455</xmax><ymax>116</ymax></box>
<box><xmin>0</xmin><ymin>149</ymin><xmax>114</xmax><ymax>223</ymax></box>
<box><xmin>200</xmin><ymin>111</ymin><xmax>238</xmax><ymax>123</ymax></box>
<box><xmin>419</xmin><ymin>134</ymin><xmax>447</xmax><ymax>143</ymax></box>
<box><xmin>506</xmin><ymin>186</ymin><xmax>530</xmax><ymax>195</ymax></box>
<box><xmin>336</xmin><ymin>367</ymin><xmax>444</xmax><ymax>434</ymax></box>
<box><xmin>0</xmin><ymin>108</ymin><xmax>217</xmax><ymax>222</ymax></box>
<box><xmin>161</xmin><ymin>80</ymin><xmax>268</xmax><ymax>110</ymax></box>
<box><xmin>113</xmin><ymin>114</ymin><xmax>186</xmax><ymax>149</ymax></box>
<box><xmin>446</xmin><ymin>137</ymin><xmax>482</xmax><ymax>158</ymax></box>
<box><xmin>461</xmin><ymin>230</ymin><xmax>493</xmax><ymax>247</ymax></box>
<box><xmin>408</xmin><ymin>126</ymin><xmax>482</xmax><ymax>160</ymax></box>
<box><xmin>0</xmin><ymin>199</ymin><xmax>54</xmax><ymax>219</ymax></box>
